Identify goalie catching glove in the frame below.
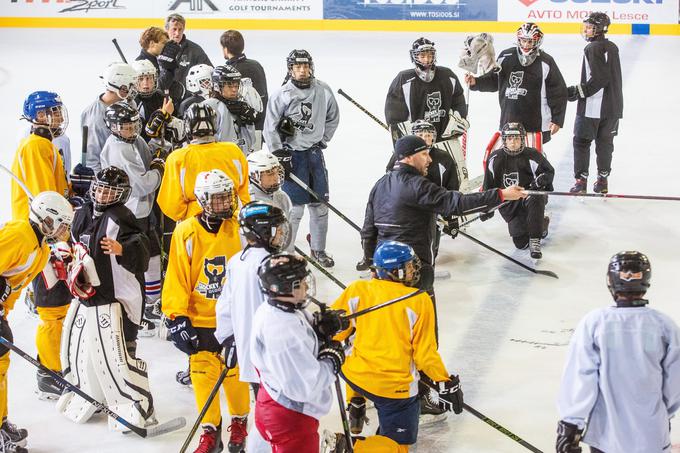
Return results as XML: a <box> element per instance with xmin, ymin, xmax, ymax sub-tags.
<box><xmin>67</xmin><ymin>242</ymin><xmax>100</xmax><ymax>299</ymax></box>
<box><xmin>441</xmin><ymin>110</ymin><xmax>469</xmax><ymax>140</ymax></box>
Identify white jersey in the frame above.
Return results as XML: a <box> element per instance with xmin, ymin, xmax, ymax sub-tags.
<box><xmin>249</xmin><ymin>184</ymin><xmax>292</xmax><ymax>219</ymax></box>
<box><xmin>100</xmin><ymin>135</ymin><xmax>161</xmax><ymax>218</ymax></box>
<box><xmin>263</xmin><ymin>78</ymin><xmax>340</xmax><ymax>152</ymax></box>
<box><xmin>215</xmin><ymin>246</ymin><xmax>269</xmax><ymax>383</ymax></box>
<box><xmin>558</xmin><ymin>305</ymin><xmax>680</xmax><ymax>453</ymax></box>
<box><xmin>203</xmin><ymin>97</ymin><xmax>257</xmax><ymax>155</ymax></box>
<box><xmin>250</xmin><ymin>303</ymin><xmax>335</xmax><ymax>420</ymax></box>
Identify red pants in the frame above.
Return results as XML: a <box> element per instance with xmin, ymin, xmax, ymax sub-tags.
<box><xmin>255</xmin><ymin>385</ymin><xmax>319</xmax><ymax>453</ymax></box>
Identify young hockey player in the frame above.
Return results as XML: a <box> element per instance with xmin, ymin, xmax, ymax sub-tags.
<box><xmin>251</xmin><ymin>252</ymin><xmax>346</xmax><ymax>452</ymax></box>
<box><xmin>482</xmin><ymin>122</ymin><xmax>553</xmax><ymax>259</ymax></box>
<box><xmin>162</xmin><ymin>170</ymin><xmax>250</xmax><ymax>453</ymax></box>
<box><xmin>100</xmin><ymin>101</ymin><xmax>164</xmax><ymax>334</ymax></box>
<box><xmin>204</xmin><ymin>64</ymin><xmax>261</xmax><ymax>154</ymax></box>
<box><xmin>263</xmin><ymin>49</ymin><xmax>340</xmax><ymax>267</ymax></box>
<box><xmin>0</xmin><ymin>191</ymin><xmax>73</xmax><ymax>453</ymax></box>
<box><xmin>568</xmin><ymin>12</ymin><xmax>623</xmax><ymax>195</ymax></box>
<box><xmin>332</xmin><ymin>241</ymin><xmax>463</xmax><ymax>451</ymax></box>
<box><xmin>11</xmin><ymin>91</ymin><xmax>73</xmax><ymax>399</ymax></box>
<box><xmin>158</xmin><ymin>102</ymin><xmax>250</xmax><ymax>224</ymax></box>
<box><xmin>246</xmin><ymin>150</ymin><xmax>292</xmax><ymax>217</ymax></box>
<box><xmin>179</xmin><ymin>64</ymin><xmax>213</xmax><ymax>117</ymax></box>
<box><xmin>556</xmin><ymin>251</ymin><xmax>680</xmax><ymax>453</ymax></box>
<box><xmin>215</xmin><ymin>201</ymin><xmax>291</xmax><ymax>452</ymax></box>
<box><xmin>58</xmin><ymin>167</ymin><xmax>156</xmax><ymax>431</ymax></box>
<box><xmin>466</xmin><ymin>23</ymin><xmax>567</xmax><ymax>151</ymax></box>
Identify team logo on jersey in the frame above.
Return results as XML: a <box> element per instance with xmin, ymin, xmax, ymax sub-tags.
<box><xmin>424</xmin><ymin>91</ymin><xmax>445</xmax><ymax>123</ymax></box>
<box><xmin>291</xmin><ymin>102</ymin><xmax>315</xmax><ymax>132</ymax></box>
<box><xmin>197</xmin><ymin>256</ymin><xmax>226</xmax><ymax>299</ymax></box>
<box><xmin>503</xmin><ymin>172</ymin><xmax>519</xmax><ymax>187</ymax></box>
<box><xmin>506</xmin><ymin>71</ymin><xmax>528</xmax><ymax>99</ymax></box>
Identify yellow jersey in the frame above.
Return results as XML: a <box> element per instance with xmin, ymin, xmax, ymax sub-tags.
<box><xmin>332</xmin><ymin>279</ymin><xmax>449</xmax><ymax>399</ymax></box>
<box><xmin>11</xmin><ymin>134</ymin><xmax>69</xmax><ymax>221</ymax></box>
<box><xmin>0</xmin><ymin>220</ymin><xmax>50</xmax><ymax>312</ymax></box>
<box><xmin>157</xmin><ymin>141</ymin><xmax>250</xmax><ymax>222</ymax></box>
<box><xmin>162</xmin><ymin>216</ymin><xmax>242</xmax><ymax>328</ymax></box>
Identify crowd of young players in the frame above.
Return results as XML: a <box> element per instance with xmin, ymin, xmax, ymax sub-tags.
<box><xmin>0</xmin><ymin>10</ymin><xmax>676</xmax><ymax>453</ymax></box>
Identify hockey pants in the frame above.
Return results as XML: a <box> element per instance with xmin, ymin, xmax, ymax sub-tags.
<box><xmin>57</xmin><ymin>301</ymin><xmax>155</xmax><ymax>431</ymax></box>
<box><xmin>573</xmin><ymin>116</ymin><xmax>619</xmax><ymax>179</ymax></box>
<box><xmin>289</xmin><ymin>203</ymin><xmax>329</xmax><ymax>251</ymax></box>
<box><xmin>0</xmin><ymin>317</ymin><xmax>13</xmax><ymax>420</ymax></box>
<box><xmin>33</xmin><ymin>274</ymin><xmax>72</xmax><ymax>372</ymax></box>
<box><xmin>500</xmin><ymin>195</ymin><xmax>547</xmax><ymax>248</ymax></box>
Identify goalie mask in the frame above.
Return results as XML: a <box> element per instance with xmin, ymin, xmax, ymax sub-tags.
<box><xmin>516</xmin><ymin>23</ymin><xmax>543</xmax><ymax>67</ymax></box>
<box><xmin>501</xmin><ymin>122</ymin><xmax>526</xmax><ymax>156</ymax></box>
<box><xmin>105</xmin><ymin>101</ymin><xmax>141</xmax><ymax>144</ymax></box>
<box><xmin>130</xmin><ymin>59</ymin><xmax>158</xmax><ymax>98</ymax></box>
<box><xmin>607</xmin><ymin>251</ymin><xmax>651</xmax><ymax>304</ymax></box>
<box><xmin>373</xmin><ymin>241</ymin><xmax>421</xmax><ymax>288</ymax></box>
<box><xmin>410</xmin><ymin>38</ymin><xmax>437</xmax><ymax>83</ymax></box>
<box><xmin>194</xmin><ymin>169</ymin><xmax>237</xmax><ymax>221</ymax></box>
<box><xmin>258</xmin><ymin>253</ymin><xmax>315</xmax><ymax>310</ymax></box>
<box><xmin>29</xmin><ymin>191</ymin><xmax>74</xmax><ymax>242</ymax></box>
<box><xmin>247</xmin><ymin>150</ymin><xmax>285</xmax><ymax>194</ymax></box>
<box><xmin>239</xmin><ymin>202</ymin><xmax>291</xmax><ymax>253</ymax></box>
<box><xmin>90</xmin><ymin>166</ymin><xmax>132</xmax><ymax>215</ymax></box>
<box><xmin>287</xmin><ymin>50</ymin><xmax>314</xmax><ymax>89</ymax></box>
<box><xmin>23</xmin><ymin>91</ymin><xmax>69</xmax><ymax>138</ymax></box>
<box><xmin>411</xmin><ymin>120</ymin><xmax>437</xmax><ymax>147</ymax></box>
<box><xmin>186</xmin><ymin>63</ymin><xmax>214</xmax><ymax>97</ymax></box>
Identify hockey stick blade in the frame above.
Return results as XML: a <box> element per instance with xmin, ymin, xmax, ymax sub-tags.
<box><xmin>143</xmin><ymin>416</ymin><xmax>187</xmax><ymax>438</ymax></box>
<box><xmin>459</xmin><ymin>174</ymin><xmax>483</xmax><ymax>193</ymax></box>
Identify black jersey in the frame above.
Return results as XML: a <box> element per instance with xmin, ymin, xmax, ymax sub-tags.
<box><xmin>472</xmin><ymin>47</ymin><xmax>567</xmax><ymax>133</ymax></box>
<box><xmin>576</xmin><ymin>38</ymin><xmax>623</xmax><ymax>119</ymax></box>
<box><xmin>385</xmin><ymin>67</ymin><xmax>467</xmax><ymax>139</ymax></box>
<box><xmin>483</xmin><ymin>147</ymin><xmax>554</xmax><ymax>191</ymax></box>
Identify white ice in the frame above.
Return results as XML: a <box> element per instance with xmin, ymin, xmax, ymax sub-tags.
<box><xmin>0</xmin><ymin>26</ymin><xmax>679</xmax><ymax>452</ymax></box>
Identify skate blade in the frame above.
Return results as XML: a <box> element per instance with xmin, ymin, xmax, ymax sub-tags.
<box><xmin>434</xmin><ymin>270</ymin><xmax>451</xmax><ymax>280</ymax></box>
<box><xmin>137</xmin><ymin>329</ymin><xmax>157</xmax><ymax>338</ymax></box>
<box><xmin>36</xmin><ymin>390</ymin><xmax>61</xmax><ymax>401</ymax></box>
<box><xmin>419</xmin><ymin>412</ymin><xmax>448</xmax><ymax>426</ymax></box>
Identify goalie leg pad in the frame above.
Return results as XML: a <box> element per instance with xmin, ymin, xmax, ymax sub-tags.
<box><xmin>438</xmin><ymin>137</ymin><xmax>468</xmax><ymax>183</ymax></box>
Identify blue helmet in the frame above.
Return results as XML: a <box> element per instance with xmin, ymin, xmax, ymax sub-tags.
<box><xmin>373</xmin><ymin>241</ymin><xmax>421</xmax><ymax>286</ymax></box>
<box><xmin>22</xmin><ymin>91</ymin><xmax>68</xmax><ymax>137</ymax></box>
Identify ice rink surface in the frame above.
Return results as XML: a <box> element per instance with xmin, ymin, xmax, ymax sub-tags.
<box><xmin>0</xmin><ymin>25</ymin><xmax>679</xmax><ymax>452</ymax></box>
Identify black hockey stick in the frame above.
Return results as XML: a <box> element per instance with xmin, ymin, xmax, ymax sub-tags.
<box><xmin>343</xmin><ymin>289</ymin><xmax>424</xmax><ymax>320</ymax></box>
<box><xmin>112</xmin><ymin>38</ymin><xmax>128</xmax><ymax>63</ymax></box>
<box><xmin>456</xmin><ymin>231</ymin><xmax>558</xmax><ymax>279</ymax></box>
<box><xmin>295</xmin><ymin>246</ymin><xmax>347</xmax><ymax>289</ymax></box>
<box><xmin>288</xmin><ymin>173</ymin><xmax>362</xmax><ymax>233</ymax></box>
<box><xmin>81</xmin><ymin>125</ymin><xmax>88</xmax><ymax>166</ymax></box>
<box><xmin>337</xmin><ymin>89</ymin><xmax>389</xmax><ymax>131</ymax></box>
<box><xmin>525</xmin><ymin>189</ymin><xmax>680</xmax><ymax>202</ymax></box>
<box><xmin>0</xmin><ymin>336</ymin><xmax>185</xmax><ymax>438</ymax></box>
<box><xmin>179</xmin><ymin>365</ymin><xmax>230</xmax><ymax>453</ymax></box>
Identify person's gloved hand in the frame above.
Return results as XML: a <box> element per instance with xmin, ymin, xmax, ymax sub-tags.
<box><xmin>272</xmin><ymin>148</ymin><xmax>293</xmax><ymax>179</ymax></box>
<box><xmin>442</xmin><ymin>217</ymin><xmax>460</xmax><ymax>238</ymax></box>
<box><xmin>313</xmin><ymin>309</ymin><xmax>349</xmax><ymax>339</ymax></box>
<box><xmin>165</xmin><ymin>316</ymin><xmax>199</xmax><ymax>355</ymax></box>
<box><xmin>158</xmin><ymin>41</ymin><xmax>181</xmax><ymax>71</ymax></box>
<box><xmin>479</xmin><ymin>211</ymin><xmax>495</xmax><ymax>222</ymax></box>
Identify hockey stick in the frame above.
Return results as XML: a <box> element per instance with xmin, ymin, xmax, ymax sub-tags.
<box><xmin>456</xmin><ymin>231</ymin><xmax>558</xmax><ymax>279</ymax></box>
<box><xmin>337</xmin><ymin>89</ymin><xmax>389</xmax><ymax>130</ymax></box>
<box><xmin>179</xmin><ymin>365</ymin><xmax>230</xmax><ymax>453</ymax></box>
<box><xmin>525</xmin><ymin>190</ymin><xmax>680</xmax><ymax>202</ymax></box>
<box><xmin>81</xmin><ymin>125</ymin><xmax>88</xmax><ymax>166</ymax></box>
<box><xmin>288</xmin><ymin>173</ymin><xmax>362</xmax><ymax>233</ymax></box>
<box><xmin>343</xmin><ymin>289</ymin><xmax>425</xmax><ymax>320</ymax></box>
<box><xmin>0</xmin><ymin>163</ymin><xmax>34</xmax><ymax>200</ymax></box>
<box><xmin>112</xmin><ymin>38</ymin><xmax>128</xmax><ymax>63</ymax></box>
<box><xmin>295</xmin><ymin>246</ymin><xmax>347</xmax><ymax>290</ymax></box>
<box><xmin>0</xmin><ymin>336</ymin><xmax>186</xmax><ymax>439</ymax></box>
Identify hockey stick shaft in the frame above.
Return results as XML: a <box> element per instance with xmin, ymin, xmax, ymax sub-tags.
<box><xmin>456</xmin><ymin>231</ymin><xmax>558</xmax><ymax>279</ymax></box>
<box><xmin>525</xmin><ymin>190</ymin><xmax>680</xmax><ymax>202</ymax></box>
<box><xmin>179</xmin><ymin>365</ymin><xmax>230</xmax><ymax>453</ymax></box>
<box><xmin>462</xmin><ymin>403</ymin><xmax>544</xmax><ymax>453</ymax></box>
<box><xmin>343</xmin><ymin>289</ymin><xmax>425</xmax><ymax>320</ymax></box>
<box><xmin>0</xmin><ymin>163</ymin><xmax>34</xmax><ymax>200</ymax></box>
<box><xmin>112</xmin><ymin>38</ymin><xmax>128</xmax><ymax>63</ymax></box>
<box><xmin>81</xmin><ymin>125</ymin><xmax>88</xmax><ymax>166</ymax></box>
<box><xmin>288</xmin><ymin>173</ymin><xmax>362</xmax><ymax>233</ymax></box>
<box><xmin>337</xmin><ymin>89</ymin><xmax>389</xmax><ymax>131</ymax></box>
<box><xmin>334</xmin><ymin>378</ymin><xmax>354</xmax><ymax>453</ymax></box>
<box><xmin>295</xmin><ymin>246</ymin><xmax>347</xmax><ymax>289</ymax></box>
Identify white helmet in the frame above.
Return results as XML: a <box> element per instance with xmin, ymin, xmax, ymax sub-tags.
<box><xmin>101</xmin><ymin>62</ymin><xmax>137</xmax><ymax>99</ymax></box>
<box><xmin>130</xmin><ymin>60</ymin><xmax>158</xmax><ymax>97</ymax></box>
<box><xmin>29</xmin><ymin>191</ymin><xmax>74</xmax><ymax>240</ymax></box>
<box><xmin>186</xmin><ymin>64</ymin><xmax>213</xmax><ymax>97</ymax></box>
<box><xmin>194</xmin><ymin>169</ymin><xmax>236</xmax><ymax>220</ymax></box>
<box><xmin>247</xmin><ymin>150</ymin><xmax>284</xmax><ymax>194</ymax></box>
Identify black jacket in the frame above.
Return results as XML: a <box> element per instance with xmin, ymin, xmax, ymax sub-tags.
<box><xmin>472</xmin><ymin>47</ymin><xmax>567</xmax><ymax>133</ymax></box>
<box><xmin>227</xmin><ymin>54</ymin><xmax>268</xmax><ymax>131</ymax></box>
<box><xmin>576</xmin><ymin>38</ymin><xmax>623</xmax><ymax>119</ymax></box>
<box><xmin>385</xmin><ymin>66</ymin><xmax>467</xmax><ymax>140</ymax></box>
<box><xmin>385</xmin><ymin>146</ymin><xmax>459</xmax><ymax>191</ymax></box>
<box><xmin>362</xmin><ymin>163</ymin><xmax>503</xmax><ymax>265</ymax></box>
<box><xmin>71</xmin><ymin>202</ymin><xmax>149</xmax><ymax>322</ymax></box>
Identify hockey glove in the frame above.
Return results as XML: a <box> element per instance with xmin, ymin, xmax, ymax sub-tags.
<box><xmin>318</xmin><ymin>340</ymin><xmax>345</xmax><ymax>375</ymax></box>
<box><xmin>313</xmin><ymin>309</ymin><xmax>349</xmax><ymax>339</ymax></box>
<box><xmin>68</xmin><ymin>196</ymin><xmax>86</xmax><ymax>208</ymax></box>
<box><xmin>567</xmin><ymin>85</ymin><xmax>584</xmax><ymax>102</ymax></box>
<box><xmin>226</xmin><ymin>100</ymin><xmax>257</xmax><ymax>124</ymax></box>
<box><xmin>0</xmin><ymin>317</ymin><xmax>13</xmax><ymax>355</ymax></box>
<box><xmin>272</xmin><ymin>148</ymin><xmax>293</xmax><ymax>178</ymax></box>
<box><xmin>479</xmin><ymin>211</ymin><xmax>494</xmax><ymax>222</ymax></box>
<box><xmin>441</xmin><ymin>111</ymin><xmax>470</xmax><ymax>139</ymax></box>
<box><xmin>437</xmin><ymin>375</ymin><xmax>464</xmax><ymax>414</ymax></box>
<box><xmin>314</xmin><ymin>141</ymin><xmax>327</xmax><ymax>150</ymax></box>
<box><xmin>222</xmin><ymin>335</ymin><xmax>238</xmax><ymax>369</ymax></box>
<box><xmin>150</xmin><ymin>158</ymin><xmax>165</xmax><ymax>177</ymax></box>
<box><xmin>556</xmin><ymin>420</ymin><xmax>583</xmax><ymax>453</ymax></box>
<box><xmin>0</xmin><ymin>277</ymin><xmax>11</xmax><ymax>305</ymax></box>
<box><xmin>166</xmin><ymin>316</ymin><xmax>199</xmax><ymax>355</ymax></box>
<box><xmin>70</xmin><ymin>163</ymin><xmax>95</xmax><ymax>198</ymax></box>
<box><xmin>158</xmin><ymin>41</ymin><xmax>180</xmax><ymax>71</ymax></box>
<box><xmin>145</xmin><ymin>109</ymin><xmax>172</xmax><ymax>139</ymax></box>
<box><xmin>529</xmin><ymin>173</ymin><xmax>549</xmax><ymax>191</ymax></box>
<box><xmin>277</xmin><ymin>116</ymin><xmax>296</xmax><ymax>138</ymax></box>
<box><xmin>442</xmin><ymin>217</ymin><xmax>460</xmax><ymax>238</ymax></box>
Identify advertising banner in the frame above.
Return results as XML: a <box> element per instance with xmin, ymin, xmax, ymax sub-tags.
<box><xmin>323</xmin><ymin>0</ymin><xmax>497</xmax><ymax>21</ymax></box>
<box><xmin>498</xmin><ymin>0</ymin><xmax>680</xmax><ymax>25</ymax></box>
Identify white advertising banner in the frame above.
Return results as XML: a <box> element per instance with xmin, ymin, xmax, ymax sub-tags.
<box><xmin>498</xmin><ymin>0</ymin><xmax>680</xmax><ymax>25</ymax></box>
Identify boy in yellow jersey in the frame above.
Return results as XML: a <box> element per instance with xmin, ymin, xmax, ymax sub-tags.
<box><xmin>11</xmin><ymin>91</ymin><xmax>75</xmax><ymax>400</ymax></box>
<box><xmin>0</xmin><ymin>191</ymin><xmax>74</xmax><ymax>453</ymax></box>
<box><xmin>162</xmin><ymin>170</ymin><xmax>250</xmax><ymax>453</ymax></box>
<box><xmin>157</xmin><ymin>102</ymin><xmax>250</xmax><ymax>223</ymax></box>
<box><xmin>331</xmin><ymin>241</ymin><xmax>464</xmax><ymax>451</ymax></box>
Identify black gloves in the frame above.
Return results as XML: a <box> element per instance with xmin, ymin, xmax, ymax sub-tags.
<box><xmin>0</xmin><ymin>277</ymin><xmax>10</xmax><ymax>305</ymax></box>
<box><xmin>567</xmin><ymin>85</ymin><xmax>581</xmax><ymax>102</ymax></box>
<box><xmin>479</xmin><ymin>211</ymin><xmax>495</xmax><ymax>222</ymax></box>
<box><xmin>529</xmin><ymin>173</ymin><xmax>549</xmax><ymax>190</ymax></box>
<box><xmin>442</xmin><ymin>217</ymin><xmax>460</xmax><ymax>238</ymax></box>
<box><xmin>277</xmin><ymin>116</ymin><xmax>296</xmax><ymax>138</ymax></box>
<box><xmin>165</xmin><ymin>316</ymin><xmax>199</xmax><ymax>355</ymax></box>
<box><xmin>222</xmin><ymin>335</ymin><xmax>237</xmax><ymax>369</ymax></box>
<box><xmin>318</xmin><ymin>340</ymin><xmax>345</xmax><ymax>374</ymax></box>
<box><xmin>272</xmin><ymin>148</ymin><xmax>293</xmax><ymax>178</ymax></box>
<box><xmin>226</xmin><ymin>100</ymin><xmax>257</xmax><ymax>124</ymax></box>
<box><xmin>556</xmin><ymin>420</ymin><xmax>583</xmax><ymax>453</ymax></box>
<box><xmin>313</xmin><ymin>309</ymin><xmax>349</xmax><ymax>339</ymax></box>
<box><xmin>158</xmin><ymin>41</ymin><xmax>181</xmax><ymax>71</ymax></box>
<box><xmin>70</xmin><ymin>163</ymin><xmax>95</xmax><ymax>198</ymax></box>
<box><xmin>150</xmin><ymin>158</ymin><xmax>165</xmax><ymax>177</ymax></box>
<box><xmin>437</xmin><ymin>375</ymin><xmax>464</xmax><ymax>414</ymax></box>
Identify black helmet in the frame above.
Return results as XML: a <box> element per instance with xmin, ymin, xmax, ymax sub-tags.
<box><xmin>607</xmin><ymin>251</ymin><xmax>651</xmax><ymax>303</ymax></box>
<box><xmin>211</xmin><ymin>65</ymin><xmax>242</xmax><ymax>98</ymax></box>
<box><xmin>410</xmin><ymin>37</ymin><xmax>437</xmax><ymax>82</ymax></box>
<box><xmin>501</xmin><ymin>122</ymin><xmax>527</xmax><ymax>156</ymax></box>
<box><xmin>239</xmin><ymin>202</ymin><xmax>291</xmax><ymax>253</ymax></box>
<box><xmin>583</xmin><ymin>12</ymin><xmax>610</xmax><ymax>41</ymax></box>
<box><xmin>184</xmin><ymin>102</ymin><xmax>217</xmax><ymax>139</ymax></box>
<box><xmin>90</xmin><ymin>166</ymin><xmax>131</xmax><ymax>215</ymax></box>
<box><xmin>411</xmin><ymin>119</ymin><xmax>437</xmax><ymax>145</ymax></box>
<box><xmin>286</xmin><ymin>50</ymin><xmax>314</xmax><ymax>89</ymax></box>
<box><xmin>104</xmin><ymin>101</ymin><xmax>141</xmax><ymax>144</ymax></box>
<box><xmin>258</xmin><ymin>253</ymin><xmax>315</xmax><ymax>307</ymax></box>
